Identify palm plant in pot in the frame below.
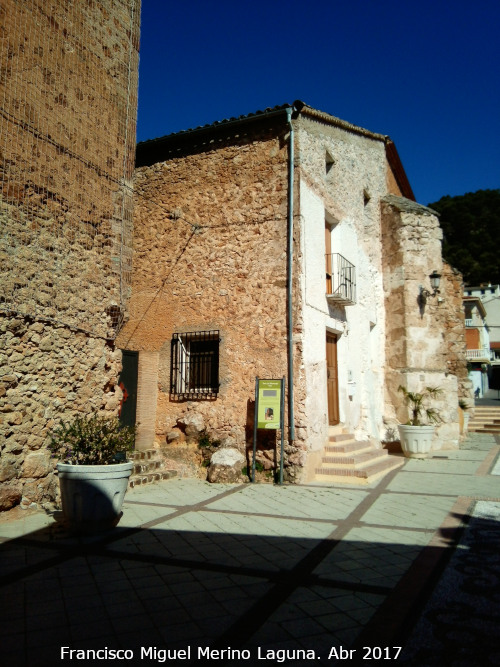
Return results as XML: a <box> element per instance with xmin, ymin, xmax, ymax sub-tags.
<box><xmin>397</xmin><ymin>385</ymin><xmax>442</xmax><ymax>459</ymax></box>
<box><xmin>49</xmin><ymin>413</ymin><xmax>135</xmax><ymax>532</ymax></box>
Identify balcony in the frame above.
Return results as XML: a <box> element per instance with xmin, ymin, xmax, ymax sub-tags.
<box><xmin>465</xmin><ymin>318</ymin><xmax>473</xmax><ymax>327</ymax></box>
<box><xmin>465</xmin><ymin>348</ymin><xmax>494</xmax><ymax>362</ymax></box>
<box><xmin>325</xmin><ymin>253</ymin><xmax>356</xmax><ymax>305</ymax></box>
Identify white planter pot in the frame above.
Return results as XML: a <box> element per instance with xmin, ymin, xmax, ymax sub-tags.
<box><xmin>398</xmin><ymin>425</ymin><xmax>435</xmax><ymax>459</ymax></box>
<box><xmin>56</xmin><ymin>461</ymin><xmax>133</xmax><ymax>532</ymax></box>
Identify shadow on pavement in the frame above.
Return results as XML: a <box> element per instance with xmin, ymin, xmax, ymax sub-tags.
<box><xmin>2</xmin><ymin>503</ymin><xmax>499</xmax><ymax>667</ymax></box>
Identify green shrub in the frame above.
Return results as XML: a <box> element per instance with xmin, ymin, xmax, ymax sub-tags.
<box><xmin>48</xmin><ymin>413</ymin><xmax>135</xmax><ymax>465</ymax></box>
<box><xmin>197</xmin><ymin>429</ymin><xmax>220</xmax><ymax>449</ymax></box>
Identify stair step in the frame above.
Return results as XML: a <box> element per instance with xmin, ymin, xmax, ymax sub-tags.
<box><xmin>466</xmin><ymin>405</ymin><xmax>500</xmax><ymax>435</ymax></box>
<box><xmin>129</xmin><ymin>469</ymin><xmax>178</xmax><ymax>488</ymax></box>
<box><xmin>313</xmin><ymin>432</ymin><xmax>404</xmax><ymax>485</ymax></box>
<box><xmin>128</xmin><ymin>448</ymin><xmax>178</xmax><ymax>489</ymax></box>
<box><xmin>132</xmin><ymin>460</ymin><xmax>163</xmax><ymax>475</ymax></box>
<box><xmin>324</xmin><ymin>441</ymin><xmax>373</xmax><ymax>455</ymax></box>
<box><xmin>469</xmin><ymin>427</ymin><xmax>500</xmax><ymax>434</ymax></box>
<box><xmin>328</xmin><ymin>424</ymin><xmax>347</xmax><ymax>436</ymax></box>
<box><xmin>320</xmin><ymin>450</ymin><xmax>389</xmax><ymax>468</ymax></box>
<box><xmin>329</xmin><ymin>433</ymin><xmax>357</xmax><ymax>443</ymax></box>
<box><xmin>471</xmin><ymin>421</ymin><xmax>500</xmax><ymax>425</ymax></box>
<box><xmin>130</xmin><ymin>449</ymin><xmax>159</xmax><ymax>461</ymax></box>
<box><xmin>471</xmin><ymin>412</ymin><xmax>500</xmax><ymax>417</ymax></box>
<box><xmin>315</xmin><ymin>457</ymin><xmax>404</xmax><ymax>485</ymax></box>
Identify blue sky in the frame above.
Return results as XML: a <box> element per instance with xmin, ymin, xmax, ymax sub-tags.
<box><xmin>136</xmin><ymin>0</ymin><xmax>499</xmax><ymax>205</ymax></box>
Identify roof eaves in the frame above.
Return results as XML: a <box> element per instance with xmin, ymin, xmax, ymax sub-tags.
<box><xmin>136</xmin><ymin>101</ymin><xmax>415</xmax><ymax>203</ymax></box>
<box><xmin>293</xmin><ymin>100</ymin><xmax>387</xmax><ymax>142</ymax></box>
<box><xmin>136</xmin><ymin>104</ymin><xmax>293</xmax><ymax>167</ymax></box>
<box><xmin>384</xmin><ymin>139</ymin><xmax>416</xmax><ymax>201</ymax></box>
<box><xmin>463</xmin><ymin>296</ymin><xmax>488</xmax><ymax>318</ymax></box>
<box><xmin>381</xmin><ymin>194</ymin><xmax>435</xmax><ymax>215</ymax></box>
<box><xmin>293</xmin><ymin>101</ymin><xmax>416</xmax><ymax>202</ymax></box>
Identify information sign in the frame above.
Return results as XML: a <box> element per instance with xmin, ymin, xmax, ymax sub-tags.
<box><xmin>257</xmin><ymin>379</ymin><xmax>282</xmax><ymax>429</ymax></box>
<box><xmin>252</xmin><ymin>377</ymin><xmax>286</xmax><ymax>484</ymax></box>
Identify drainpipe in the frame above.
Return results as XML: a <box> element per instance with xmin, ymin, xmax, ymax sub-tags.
<box><xmin>286</xmin><ymin>107</ymin><xmax>295</xmax><ymax>443</ymax></box>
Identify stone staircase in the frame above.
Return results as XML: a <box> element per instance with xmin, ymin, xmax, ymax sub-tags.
<box><xmin>468</xmin><ymin>406</ymin><xmax>500</xmax><ymax>435</ymax></box>
<box><xmin>128</xmin><ymin>449</ymin><xmax>178</xmax><ymax>488</ymax></box>
<box><xmin>314</xmin><ymin>432</ymin><xmax>405</xmax><ymax>485</ymax></box>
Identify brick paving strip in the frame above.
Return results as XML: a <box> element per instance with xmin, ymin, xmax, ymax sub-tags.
<box><xmin>0</xmin><ymin>471</ymin><xmax>402</xmax><ymax>666</ymax></box>
<box><xmin>204</xmin><ymin>470</ymin><xmax>400</xmax><ymax>655</ymax></box>
<box><xmin>354</xmin><ymin>435</ymin><xmax>500</xmax><ymax>655</ymax></box>
<box><xmin>0</xmin><ymin>485</ymin><xmax>246</xmax><ymax>587</ymax></box>
<box><xmin>2</xmin><ymin>434</ymin><xmax>500</xmax><ymax>666</ymax></box>
<box><xmin>1</xmin><ymin>479</ymin><xmax>398</xmax><ymax>596</ymax></box>
<box><xmin>351</xmin><ymin>495</ymin><xmax>473</xmax><ymax>652</ymax></box>
<box><xmin>475</xmin><ymin>442</ymin><xmax>500</xmax><ymax>476</ymax></box>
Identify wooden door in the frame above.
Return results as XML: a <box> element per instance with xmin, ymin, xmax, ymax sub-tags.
<box><xmin>326</xmin><ymin>333</ymin><xmax>339</xmax><ymax>425</ymax></box>
<box><xmin>118</xmin><ymin>350</ymin><xmax>138</xmax><ymax>428</ymax></box>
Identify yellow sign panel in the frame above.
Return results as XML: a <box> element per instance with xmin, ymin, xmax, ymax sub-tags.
<box><xmin>257</xmin><ymin>379</ymin><xmax>282</xmax><ymax>429</ymax></box>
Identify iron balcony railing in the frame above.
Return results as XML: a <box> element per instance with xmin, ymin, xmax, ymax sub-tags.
<box><xmin>325</xmin><ymin>253</ymin><xmax>356</xmax><ymax>305</ymax></box>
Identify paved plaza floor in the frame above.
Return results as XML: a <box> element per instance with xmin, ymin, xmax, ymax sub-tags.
<box><xmin>1</xmin><ymin>433</ymin><xmax>500</xmax><ymax>666</ymax></box>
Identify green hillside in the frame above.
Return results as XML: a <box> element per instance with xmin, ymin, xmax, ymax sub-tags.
<box><xmin>427</xmin><ymin>189</ymin><xmax>500</xmax><ymax>286</ymax></box>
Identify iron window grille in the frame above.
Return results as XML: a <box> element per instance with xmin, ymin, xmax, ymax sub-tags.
<box><xmin>171</xmin><ymin>330</ymin><xmax>220</xmax><ymax>397</ymax></box>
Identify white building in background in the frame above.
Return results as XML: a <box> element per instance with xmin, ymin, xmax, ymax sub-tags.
<box><xmin>464</xmin><ymin>284</ymin><xmax>500</xmax><ymax>395</ymax></box>
<box><xmin>463</xmin><ymin>296</ymin><xmax>491</xmax><ymax>397</ymax></box>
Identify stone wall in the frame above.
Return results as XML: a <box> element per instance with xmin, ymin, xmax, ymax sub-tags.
<box><xmin>0</xmin><ymin>0</ymin><xmax>140</xmax><ymax>511</ymax></box>
<box><xmin>438</xmin><ymin>263</ymin><xmax>474</xmax><ymax>405</ymax></box>
<box><xmin>117</xmin><ymin>129</ymin><xmax>292</xmax><ymax>476</ymax></box>
<box><xmin>381</xmin><ymin>195</ymin><xmax>465</xmax><ymax>449</ymax></box>
<box><xmin>0</xmin><ymin>313</ymin><xmax>123</xmax><ymax>510</ymax></box>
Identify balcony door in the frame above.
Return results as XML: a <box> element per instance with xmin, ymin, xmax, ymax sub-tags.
<box><xmin>326</xmin><ymin>332</ymin><xmax>339</xmax><ymax>425</ymax></box>
<box><xmin>325</xmin><ymin>221</ymin><xmax>332</xmax><ymax>294</ymax></box>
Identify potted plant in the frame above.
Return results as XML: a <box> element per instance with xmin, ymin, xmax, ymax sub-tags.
<box><xmin>49</xmin><ymin>413</ymin><xmax>135</xmax><ymax>532</ymax></box>
<box><xmin>397</xmin><ymin>385</ymin><xmax>442</xmax><ymax>459</ymax></box>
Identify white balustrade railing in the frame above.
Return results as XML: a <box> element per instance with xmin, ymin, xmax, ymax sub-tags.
<box><xmin>466</xmin><ymin>348</ymin><xmax>494</xmax><ymax>361</ymax></box>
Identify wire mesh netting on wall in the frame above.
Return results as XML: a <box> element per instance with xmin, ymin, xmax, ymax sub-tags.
<box><xmin>0</xmin><ymin>0</ymin><xmax>139</xmax><ymax>339</ymax></box>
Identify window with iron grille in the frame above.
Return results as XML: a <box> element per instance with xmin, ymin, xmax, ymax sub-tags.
<box><xmin>171</xmin><ymin>331</ymin><xmax>220</xmax><ymax>397</ymax></box>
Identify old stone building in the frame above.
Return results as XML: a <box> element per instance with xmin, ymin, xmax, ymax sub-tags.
<box><xmin>119</xmin><ymin>101</ymin><xmax>472</xmax><ymax>482</ymax></box>
<box><xmin>0</xmin><ymin>0</ymin><xmax>140</xmax><ymax>510</ymax></box>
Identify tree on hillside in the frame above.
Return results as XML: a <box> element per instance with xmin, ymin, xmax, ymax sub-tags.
<box><xmin>427</xmin><ymin>189</ymin><xmax>500</xmax><ymax>286</ymax></box>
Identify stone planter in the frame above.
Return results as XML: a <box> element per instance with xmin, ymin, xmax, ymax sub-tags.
<box><xmin>56</xmin><ymin>461</ymin><xmax>133</xmax><ymax>532</ymax></box>
<box><xmin>398</xmin><ymin>425</ymin><xmax>435</xmax><ymax>459</ymax></box>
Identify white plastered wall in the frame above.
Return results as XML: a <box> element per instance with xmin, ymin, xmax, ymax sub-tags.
<box><xmin>299</xmin><ymin>179</ymin><xmax>386</xmax><ymax>453</ymax></box>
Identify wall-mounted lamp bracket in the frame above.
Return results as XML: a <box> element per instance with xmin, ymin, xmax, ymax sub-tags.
<box><xmin>418</xmin><ymin>270</ymin><xmax>442</xmax><ymax>307</ymax></box>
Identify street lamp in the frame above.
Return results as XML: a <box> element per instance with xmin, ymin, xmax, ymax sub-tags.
<box><xmin>419</xmin><ymin>270</ymin><xmax>442</xmax><ymax>303</ymax></box>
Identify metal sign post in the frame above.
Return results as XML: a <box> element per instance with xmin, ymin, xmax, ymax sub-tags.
<box><xmin>252</xmin><ymin>377</ymin><xmax>286</xmax><ymax>484</ymax></box>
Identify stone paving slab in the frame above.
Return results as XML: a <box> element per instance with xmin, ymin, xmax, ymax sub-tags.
<box><xmin>359</xmin><ymin>492</ymin><xmax>455</xmax><ymax>529</ymax></box>
<box><xmin>206</xmin><ymin>484</ymin><xmax>369</xmax><ymax>521</ymax></box>
<box><xmin>1</xmin><ymin>433</ymin><xmax>500</xmax><ymax>666</ymax></box>
<box><xmin>387</xmin><ymin>469</ymin><xmax>500</xmax><ymax>498</ymax></box>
